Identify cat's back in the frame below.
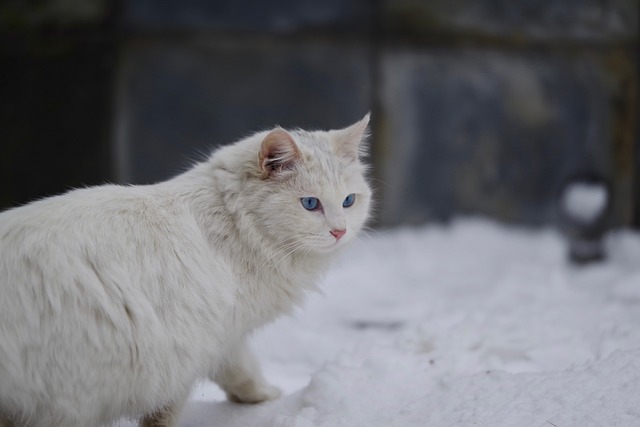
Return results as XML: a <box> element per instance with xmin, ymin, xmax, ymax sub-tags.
<box><xmin>0</xmin><ymin>184</ymin><xmax>201</xmax><ymax>263</ymax></box>
<box><xmin>0</xmin><ymin>182</ymin><xmax>219</xmax><ymax>321</ymax></box>
<box><xmin>1</xmin><ymin>184</ymin><xmax>163</xmax><ymax>236</ymax></box>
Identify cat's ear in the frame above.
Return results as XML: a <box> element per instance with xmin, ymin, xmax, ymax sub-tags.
<box><xmin>331</xmin><ymin>113</ymin><xmax>371</xmax><ymax>162</ymax></box>
<box><xmin>258</xmin><ymin>128</ymin><xmax>302</xmax><ymax>179</ymax></box>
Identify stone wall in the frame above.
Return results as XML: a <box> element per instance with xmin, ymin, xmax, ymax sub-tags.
<box><xmin>1</xmin><ymin>0</ymin><xmax>638</xmax><ymax>228</ymax></box>
<box><xmin>375</xmin><ymin>0</ymin><xmax>638</xmax><ymax>227</ymax></box>
<box><xmin>0</xmin><ymin>0</ymin><xmax>116</xmax><ymax>208</ymax></box>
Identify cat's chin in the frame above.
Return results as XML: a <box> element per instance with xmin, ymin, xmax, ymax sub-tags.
<box><xmin>308</xmin><ymin>239</ymin><xmax>349</xmax><ymax>256</ymax></box>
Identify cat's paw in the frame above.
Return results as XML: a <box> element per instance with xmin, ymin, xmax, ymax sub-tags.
<box><xmin>226</xmin><ymin>382</ymin><xmax>282</xmax><ymax>404</ymax></box>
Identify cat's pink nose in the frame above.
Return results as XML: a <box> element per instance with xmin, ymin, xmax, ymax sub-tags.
<box><xmin>330</xmin><ymin>229</ymin><xmax>346</xmax><ymax>240</ymax></box>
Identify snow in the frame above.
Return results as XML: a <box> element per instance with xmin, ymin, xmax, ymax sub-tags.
<box><xmin>561</xmin><ymin>182</ymin><xmax>609</xmax><ymax>224</ymax></box>
<box><xmin>116</xmin><ymin>218</ymin><xmax>640</xmax><ymax>427</ymax></box>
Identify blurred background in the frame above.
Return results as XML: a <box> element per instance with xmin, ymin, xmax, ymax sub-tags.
<box><xmin>0</xmin><ymin>0</ymin><xmax>638</xmax><ymax>231</ymax></box>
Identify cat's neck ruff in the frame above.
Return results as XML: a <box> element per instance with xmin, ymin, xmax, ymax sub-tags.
<box><xmin>165</xmin><ymin>162</ymin><xmax>330</xmax><ymax>323</ymax></box>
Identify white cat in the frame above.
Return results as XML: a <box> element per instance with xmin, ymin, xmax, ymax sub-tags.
<box><xmin>0</xmin><ymin>115</ymin><xmax>372</xmax><ymax>427</ymax></box>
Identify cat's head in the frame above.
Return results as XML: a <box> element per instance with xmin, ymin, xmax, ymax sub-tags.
<box><xmin>245</xmin><ymin>114</ymin><xmax>372</xmax><ymax>256</ymax></box>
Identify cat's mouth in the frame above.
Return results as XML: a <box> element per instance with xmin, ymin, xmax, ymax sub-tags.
<box><xmin>313</xmin><ymin>235</ymin><xmax>349</xmax><ymax>253</ymax></box>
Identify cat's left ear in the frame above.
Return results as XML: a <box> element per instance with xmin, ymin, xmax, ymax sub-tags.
<box><xmin>258</xmin><ymin>128</ymin><xmax>302</xmax><ymax>179</ymax></box>
<box><xmin>331</xmin><ymin>113</ymin><xmax>371</xmax><ymax>162</ymax></box>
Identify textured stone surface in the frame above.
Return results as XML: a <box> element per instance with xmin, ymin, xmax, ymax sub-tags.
<box><xmin>123</xmin><ymin>0</ymin><xmax>372</xmax><ymax>32</ymax></box>
<box><xmin>377</xmin><ymin>49</ymin><xmax>635</xmax><ymax>227</ymax></box>
<box><xmin>0</xmin><ymin>0</ymin><xmax>110</xmax><ymax>28</ymax></box>
<box><xmin>0</xmin><ymin>39</ymin><xmax>115</xmax><ymax>209</ymax></box>
<box><xmin>116</xmin><ymin>38</ymin><xmax>371</xmax><ymax>184</ymax></box>
<box><xmin>382</xmin><ymin>0</ymin><xmax>638</xmax><ymax>42</ymax></box>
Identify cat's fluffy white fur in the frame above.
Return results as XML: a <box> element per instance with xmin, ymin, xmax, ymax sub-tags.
<box><xmin>0</xmin><ymin>115</ymin><xmax>372</xmax><ymax>427</ymax></box>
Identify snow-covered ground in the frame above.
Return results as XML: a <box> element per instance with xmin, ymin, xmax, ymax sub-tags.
<box><xmin>117</xmin><ymin>218</ymin><xmax>640</xmax><ymax>426</ymax></box>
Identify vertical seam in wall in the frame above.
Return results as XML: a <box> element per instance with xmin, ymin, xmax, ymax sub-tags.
<box><xmin>112</xmin><ymin>42</ymin><xmax>131</xmax><ymax>184</ymax></box>
<box><xmin>635</xmin><ymin>54</ymin><xmax>640</xmax><ymax>228</ymax></box>
<box><xmin>369</xmin><ymin>0</ymin><xmax>384</xmax><ymax>226</ymax></box>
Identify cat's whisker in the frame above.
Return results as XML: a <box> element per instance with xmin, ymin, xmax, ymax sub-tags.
<box><xmin>355</xmin><ymin>233</ymin><xmax>376</xmax><ymax>244</ymax></box>
<box><xmin>259</xmin><ymin>239</ymin><xmax>307</xmax><ymax>270</ymax></box>
<box><xmin>269</xmin><ymin>242</ymin><xmax>307</xmax><ymax>271</ymax></box>
<box><xmin>369</xmin><ymin>177</ymin><xmax>399</xmax><ymax>193</ymax></box>
<box><xmin>360</xmin><ymin>226</ymin><xmax>391</xmax><ymax>237</ymax></box>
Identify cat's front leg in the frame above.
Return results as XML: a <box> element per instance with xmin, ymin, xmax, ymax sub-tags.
<box><xmin>0</xmin><ymin>414</ymin><xmax>12</xmax><ymax>427</ymax></box>
<box><xmin>139</xmin><ymin>399</ymin><xmax>187</xmax><ymax>427</ymax></box>
<box><xmin>212</xmin><ymin>342</ymin><xmax>281</xmax><ymax>404</ymax></box>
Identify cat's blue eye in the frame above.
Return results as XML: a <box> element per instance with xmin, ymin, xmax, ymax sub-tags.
<box><xmin>301</xmin><ymin>197</ymin><xmax>320</xmax><ymax>211</ymax></box>
<box><xmin>342</xmin><ymin>194</ymin><xmax>356</xmax><ymax>208</ymax></box>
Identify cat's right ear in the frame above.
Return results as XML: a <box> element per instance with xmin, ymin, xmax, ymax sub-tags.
<box><xmin>258</xmin><ymin>128</ymin><xmax>302</xmax><ymax>179</ymax></box>
<box><xmin>331</xmin><ymin>113</ymin><xmax>371</xmax><ymax>162</ymax></box>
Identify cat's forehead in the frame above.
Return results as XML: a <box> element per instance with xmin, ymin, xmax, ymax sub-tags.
<box><xmin>295</xmin><ymin>130</ymin><xmax>351</xmax><ymax>165</ymax></box>
<box><xmin>286</xmin><ymin>131</ymin><xmax>366</xmax><ymax>195</ymax></box>
<box><xmin>293</xmin><ymin>131</ymin><xmax>344</xmax><ymax>169</ymax></box>
<box><xmin>292</xmin><ymin>129</ymin><xmax>332</xmax><ymax>152</ymax></box>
